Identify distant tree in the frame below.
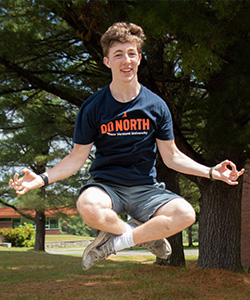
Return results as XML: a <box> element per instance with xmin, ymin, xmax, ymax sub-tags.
<box><xmin>0</xmin><ymin>0</ymin><xmax>93</xmax><ymax>250</ymax></box>
<box><xmin>0</xmin><ymin>88</ymin><xmax>87</xmax><ymax>250</ymax></box>
<box><xmin>60</xmin><ymin>215</ymin><xmax>97</xmax><ymax>237</ymax></box>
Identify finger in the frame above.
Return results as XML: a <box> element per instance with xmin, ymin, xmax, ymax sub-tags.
<box><xmin>9</xmin><ymin>179</ymin><xmax>17</xmax><ymax>189</ymax></box>
<box><xmin>13</xmin><ymin>173</ymin><xmax>19</xmax><ymax>183</ymax></box>
<box><xmin>16</xmin><ymin>187</ymin><xmax>28</xmax><ymax>195</ymax></box>
<box><xmin>238</xmin><ymin>168</ymin><xmax>245</xmax><ymax>176</ymax></box>
<box><xmin>222</xmin><ymin>159</ymin><xmax>231</xmax><ymax>166</ymax></box>
<box><xmin>22</xmin><ymin>168</ymin><xmax>30</xmax><ymax>175</ymax></box>
<box><xmin>232</xmin><ymin>168</ymin><xmax>245</xmax><ymax>182</ymax></box>
<box><xmin>226</xmin><ymin>179</ymin><xmax>238</xmax><ymax>186</ymax></box>
<box><xmin>227</xmin><ymin>160</ymin><xmax>237</xmax><ymax>172</ymax></box>
<box><xmin>219</xmin><ymin>160</ymin><xmax>231</xmax><ymax>171</ymax></box>
<box><xmin>12</xmin><ymin>184</ymin><xmax>21</xmax><ymax>191</ymax></box>
<box><xmin>16</xmin><ymin>185</ymin><xmax>24</xmax><ymax>191</ymax></box>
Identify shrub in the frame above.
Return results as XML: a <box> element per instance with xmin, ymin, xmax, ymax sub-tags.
<box><xmin>22</xmin><ymin>239</ymin><xmax>35</xmax><ymax>247</ymax></box>
<box><xmin>0</xmin><ymin>223</ymin><xmax>35</xmax><ymax>247</ymax></box>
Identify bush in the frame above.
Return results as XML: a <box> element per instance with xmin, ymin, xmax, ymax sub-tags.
<box><xmin>22</xmin><ymin>239</ymin><xmax>35</xmax><ymax>247</ymax></box>
<box><xmin>0</xmin><ymin>223</ymin><xmax>35</xmax><ymax>247</ymax></box>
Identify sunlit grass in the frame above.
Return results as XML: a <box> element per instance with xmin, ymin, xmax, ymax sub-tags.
<box><xmin>45</xmin><ymin>234</ymin><xmax>93</xmax><ymax>242</ymax></box>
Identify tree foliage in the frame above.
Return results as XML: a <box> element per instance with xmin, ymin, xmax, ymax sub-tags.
<box><xmin>0</xmin><ymin>0</ymin><xmax>249</xmax><ymax>270</ymax></box>
<box><xmin>60</xmin><ymin>215</ymin><xmax>97</xmax><ymax>237</ymax></box>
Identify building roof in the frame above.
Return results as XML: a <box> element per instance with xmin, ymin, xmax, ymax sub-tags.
<box><xmin>0</xmin><ymin>207</ymin><xmax>78</xmax><ymax>218</ymax></box>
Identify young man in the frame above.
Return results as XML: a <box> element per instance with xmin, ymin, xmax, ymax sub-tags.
<box><xmin>9</xmin><ymin>22</ymin><xmax>244</xmax><ymax>271</ymax></box>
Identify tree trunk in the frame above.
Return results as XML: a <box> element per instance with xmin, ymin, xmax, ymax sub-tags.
<box><xmin>197</xmin><ymin>179</ymin><xmax>244</xmax><ymax>272</ymax></box>
<box><xmin>155</xmin><ymin>157</ymin><xmax>185</xmax><ymax>267</ymax></box>
<box><xmin>34</xmin><ymin>187</ymin><xmax>46</xmax><ymax>251</ymax></box>
<box><xmin>34</xmin><ymin>210</ymin><xmax>45</xmax><ymax>251</ymax></box>
<box><xmin>188</xmin><ymin>225</ymin><xmax>193</xmax><ymax>247</ymax></box>
<box><xmin>156</xmin><ymin>232</ymin><xmax>185</xmax><ymax>267</ymax></box>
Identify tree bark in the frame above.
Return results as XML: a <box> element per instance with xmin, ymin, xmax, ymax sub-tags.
<box><xmin>197</xmin><ymin>179</ymin><xmax>244</xmax><ymax>272</ymax></box>
<box><xmin>33</xmin><ymin>186</ymin><xmax>46</xmax><ymax>251</ymax></box>
<box><xmin>34</xmin><ymin>209</ymin><xmax>45</xmax><ymax>251</ymax></box>
<box><xmin>156</xmin><ymin>232</ymin><xmax>185</xmax><ymax>267</ymax></box>
<box><xmin>188</xmin><ymin>225</ymin><xmax>193</xmax><ymax>247</ymax></box>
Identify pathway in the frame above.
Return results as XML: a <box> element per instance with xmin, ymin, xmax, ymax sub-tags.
<box><xmin>46</xmin><ymin>247</ymin><xmax>198</xmax><ymax>256</ymax></box>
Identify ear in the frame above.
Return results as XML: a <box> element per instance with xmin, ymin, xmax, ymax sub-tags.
<box><xmin>103</xmin><ymin>57</ymin><xmax>111</xmax><ymax>68</ymax></box>
<box><xmin>138</xmin><ymin>53</ymin><xmax>142</xmax><ymax>66</ymax></box>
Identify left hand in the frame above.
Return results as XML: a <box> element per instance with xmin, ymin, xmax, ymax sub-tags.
<box><xmin>212</xmin><ymin>160</ymin><xmax>245</xmax><ymax>185</ymax></box>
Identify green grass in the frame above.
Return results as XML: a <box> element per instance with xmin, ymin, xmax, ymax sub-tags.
<box><xmin>1</xmin><ymin>247</ymin><xmax>249</xmax><ymax>300</ymax></box>
<box><xmin>45</xmin><ymin>234</ymin><xmax>93</xmax><ymax>242</ymax></box>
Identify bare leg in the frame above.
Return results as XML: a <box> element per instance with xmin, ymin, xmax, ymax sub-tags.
<box><xmin>77</xmin><ymin>188</ymin><xmax>195</xmax><ymax>245</ymax></box>
<box><xmin>77</xmin><ymin>186</ymin><xmax>126</xmax><ymax>235</ymax></box>
<box><xmin>132</xmin><ymin>198</ymin><xmax>196</xmax><ymax>244</ymax></box>
<box><xmin>80</xmin><ymin>192</ymin><xmax>195</xmax><ymax>270</ymax></box>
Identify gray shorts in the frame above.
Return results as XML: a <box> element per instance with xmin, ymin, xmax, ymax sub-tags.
<box><xmin>79</xmin><ymin>180</ymin><xmax>182</xmax><ymax>222</ymax></box>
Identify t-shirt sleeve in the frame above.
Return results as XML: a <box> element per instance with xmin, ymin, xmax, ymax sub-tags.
<box><xmin>73</xmin><ymin>105</ymin><xmax>97</xmax><ymax>145</ymax></box>
<box><xmin>155</xmin><ymin>102</ymin><xmax>174</xmax><ymax>140</ymax></box>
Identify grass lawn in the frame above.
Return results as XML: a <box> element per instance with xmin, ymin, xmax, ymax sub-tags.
<box><xmin>45</xmin><ymin>234</ymin><xmax>93</xmax><ymax>243</ymax></box>
<box><xmin>0</xmin><ymin>247</ymin><xmax>250</xmax><ymax>300</ymax></box>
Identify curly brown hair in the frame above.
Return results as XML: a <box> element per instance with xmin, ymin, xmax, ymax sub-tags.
<box><xmin>101</xmin><ymin>22</ymin><xmax>146</xmax><ymax>57</ymax></box>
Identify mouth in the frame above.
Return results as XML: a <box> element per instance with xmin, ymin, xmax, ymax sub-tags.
<box><xmin>121</xmin><ymin>68</ymin><xmax>132</xmax><ymax>75</ymax></box>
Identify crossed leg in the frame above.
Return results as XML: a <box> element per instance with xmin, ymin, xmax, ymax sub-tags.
<box><xmin>77</xmin><ymin>186</ymin><xmax>196</xmax><ymax>243</ymax></box>
<box><xmin>132</xmin><ymin>198</ymin><xmax>196</xmax><ymax>244</ymax></box>
<box><xmin>77</xmin><ymin>186</ymin><xmax>126</xmax><ymax>235</ymax></box>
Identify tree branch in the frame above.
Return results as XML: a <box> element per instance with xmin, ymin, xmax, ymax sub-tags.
<box><xmin>0</xmin><ymin>56</ymin><xmax>83</xmax><ymax>107</ymax></box>
<box><xmin>0</xmin><ymin>199</ymin><xmax>35</xmax><ymax>221</ymax></box>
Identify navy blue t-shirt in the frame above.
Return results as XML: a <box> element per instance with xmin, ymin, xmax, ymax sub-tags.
<box><xmin>74</xmin><ymin>85</ymin><xmax>174</xmax><ymax>185</ymax></box>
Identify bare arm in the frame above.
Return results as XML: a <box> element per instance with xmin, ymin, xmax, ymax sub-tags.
<box><xmin>45</xmin><ymin>143</ymin><xmax>93</xmax><ymax>184</ymax></box>
<box><xmin>156</xmin><ymin>139</ymin><xmax>244</xmax><ymax>185</ymax></box>
<box><xmin>9</xmin><ymin>143</ymin><xmax>93</xmax><ymax>195</ymax></box>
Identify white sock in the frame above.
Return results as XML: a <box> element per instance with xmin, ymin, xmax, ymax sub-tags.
<box><xmin>113</xmin><ymin>223</ymin><xmax>135</xmax><ymax>251</ymax></box>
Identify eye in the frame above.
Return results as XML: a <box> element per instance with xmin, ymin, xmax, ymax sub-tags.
<box><xmin>129</xmin><ymin>52</ymin><xmax>136</xmax><ymax>57</ymax></box>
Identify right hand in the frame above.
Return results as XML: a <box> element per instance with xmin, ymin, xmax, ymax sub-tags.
<box><xmin>9</xmin><ymin>168</ymin><xmax>45</xmax><ymax>195</ymax></box>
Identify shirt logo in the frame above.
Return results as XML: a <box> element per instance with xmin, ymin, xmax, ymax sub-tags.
<box><xmin>100</xmin><ymin>112</ymin><xmax>150</xmax><ymax>136</ymax></box>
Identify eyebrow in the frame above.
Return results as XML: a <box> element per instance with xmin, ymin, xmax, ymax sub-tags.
<box><xmin>113</xmin><ymin>48</ymin><xmax>136</xmax><ymax>54</ymax></box>
<box><xmin>113</xmin><ymin>50</ymin><xmax>123</xmax><ymax>54</ymax></box>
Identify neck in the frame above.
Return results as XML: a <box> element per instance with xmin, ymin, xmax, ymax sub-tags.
<box><xmin>110</xmin><ymin>80</ymin><xmax>141</xmax><ymax>103</ymax></box>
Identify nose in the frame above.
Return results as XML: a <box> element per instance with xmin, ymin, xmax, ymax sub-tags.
<box><xmin>123</xmin><ymin>53</ymin><xmax>131</xmax><ymax>63</ymax></box>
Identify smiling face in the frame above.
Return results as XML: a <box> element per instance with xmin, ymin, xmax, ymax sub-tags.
<box><xmin>103</xmin><ymin>42</ymin><xmax>142</xmax><ymax>85</ymax></box>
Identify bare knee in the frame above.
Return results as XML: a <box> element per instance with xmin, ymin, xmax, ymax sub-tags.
<box><xmin>182</xmin><ymin>206</ymin><xmax>196</xmax><ymax>228</ymax></box>
<box><xmin>76</xmin><ymin>187</ymin><xmax>112</xmax><ymax>227</ymax></box>
<box><xmin>174</xmin><ymin>199</ymin><xmax>196</xmax><ymax>230</ymax></box>
<box><xmin>77</xmin><ymin>194</ymin><xmax>97</xmax><ymax>226</ymax></box>
<box><xmin>155</xmin><ymin>198</ymin><xmax>196</xmax><ymax>231</ymax></box>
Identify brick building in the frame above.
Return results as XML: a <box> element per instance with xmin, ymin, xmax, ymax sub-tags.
<box><xmin>241</xmin><ymin>162</ymin><xmax>250</xmax><ymax>269</ymax></box>
<box><xmin>0</xmin><ymin>207</ymin><xmax>78</xmax><ymax>235</ymax></box>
